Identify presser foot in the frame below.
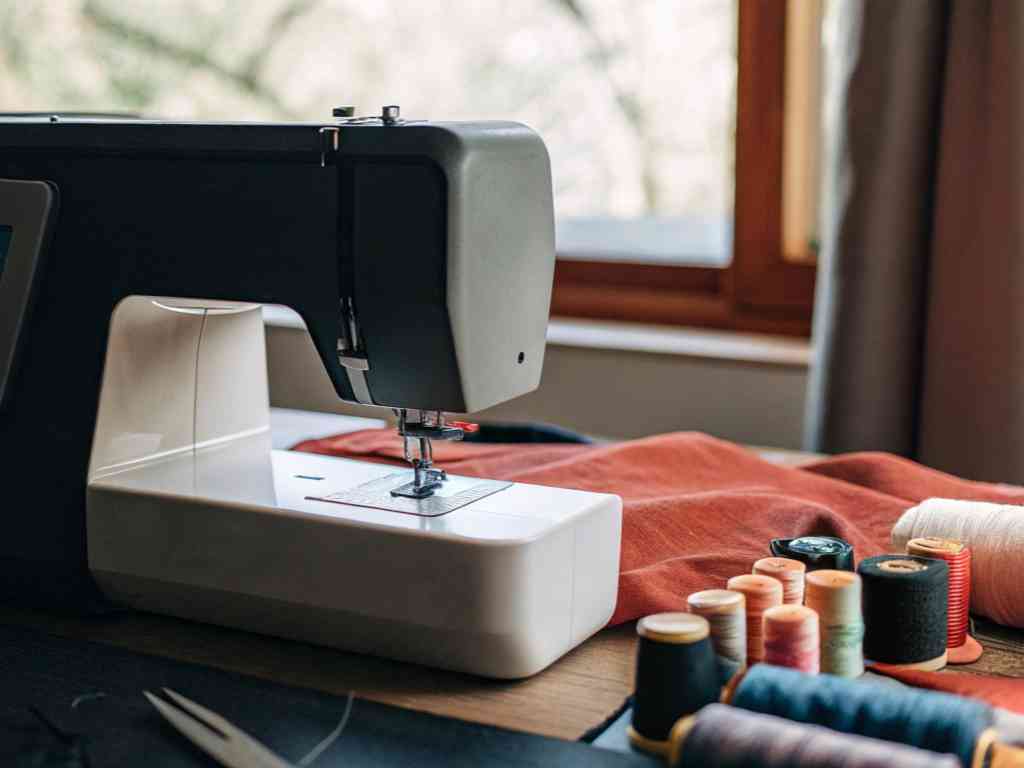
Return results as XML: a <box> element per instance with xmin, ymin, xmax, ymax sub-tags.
<box><xmin>392</xmin><ymin>409</ymin><xmax>478</xmax><ymax>499</ymax></box>
<box><xmin>390</xmin><ymin>460</ymin><xmax>448</xmax><ymax>499</ymax></box>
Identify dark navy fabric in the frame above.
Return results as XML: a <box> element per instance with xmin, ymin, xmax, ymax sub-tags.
<box><xmin>0</xmin><ymin>621</ymin><xmax>648</xmax><ymax>767</ymax></box>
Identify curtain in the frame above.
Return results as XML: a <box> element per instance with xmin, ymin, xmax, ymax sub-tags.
<box><xmin>805</xmin><ymin>0</ymin><xmax>1024</xmax><ymax>483</ymax></box>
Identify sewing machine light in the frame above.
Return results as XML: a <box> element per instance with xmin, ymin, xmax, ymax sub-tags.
<box><xmin>150</xmin><ymin>299</ymin><xmax>262</xmax><ymax>316</ymax></box>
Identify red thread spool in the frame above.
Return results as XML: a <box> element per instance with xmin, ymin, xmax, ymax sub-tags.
<box><xmin>906</xmin><ymin>537</ymin><xmax>970</xmax><ymax>649</ymax></box>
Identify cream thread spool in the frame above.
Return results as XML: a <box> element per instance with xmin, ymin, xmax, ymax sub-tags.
<box><xmin>687</xmin><ymin>589</ymin><xmax>747</xmax><ymax>668</ymax></box>
<box><xmin>763</xmin><ymin>604</ymin><xmax>820</xmax><ymax>673</ymax></box>
<box><xmin>727</xmin><ymin>574</ymin><xmax>783</xmax><ymax>664</ymax></box>
<box><xmin>804</xmin><ymin>569</ymin><xmax>864</xmax><ymax>677</ymax></box>
<box><xmin>754</xmin><ymin>557</ymin><xmax>807</xmax><ymax>605</ymax></box>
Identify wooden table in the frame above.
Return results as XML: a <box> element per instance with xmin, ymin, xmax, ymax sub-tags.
<box><xmin>1</xmin><ymin>606</ymin><xmax>638</xmax><ymax>740</ymax></box>
<box><xmin>4</xmin><ymin>607</ymin><xmax>1021</xmax><ymax>744</ymax></box>
<box><xmin>5</xmin><ymin>444</ymin><xmax>1023</xmax><ymax>743</ymax></box>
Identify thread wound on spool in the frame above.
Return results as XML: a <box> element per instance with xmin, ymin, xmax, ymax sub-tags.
<box><xmin>804</xmin><ymin>569</ymin><xmax>864</xmax><ymax>677</ymax></box>
<box><xmin>891</xmin><ymin>498</ymin><xmax>1024</xmax><ymax>628</ymax></box>
<box><xmin>727</xmin><ymin>574</ymin><xmax>783</xmax><ymax>663</ymax></box>
<box><xmin>763</xmin><ymin>605</ymin><xmax>819</xmax><ymax>673</ymax></box>
<box><xmin>989</xmin><ymin>741</ymin><xmax>1024</xmax><ymax>768</ymax></box>
<box><xmin>730</xmin><ymin>664</ymin><xmax>993</xmax><ymax>767</ymax></box>
<box><xmin>630</xmin><ymin>613</ymin><xmax>720</xmax><ymax>751</ymax></box>
<box><xmin>754</xmin><ymin>557</ymin><xmax>807</xmax><ymax>604</ymax></box>
<box><xmin>858</xmin><ymin>554</ymin><xmax>948</xmax><ymax>667</ymax></box>
<box><xmin>671</xmin><ymin>703</ymin><xmax>960</xmax><ymax>768</ymax></box>
<box><xmin>686</xmin><ymin>589</ymin><xmax>747</xmax><ymax>667</ymax></box>
<box><xmin>907</xmin><ymin>537</ymin><xmax>971</xmax><ymax>650</ymax></box>
<box><xmin>637</xmin><ymin>612</ymin><xmax>709</xmax><ymax>644</ymax></box>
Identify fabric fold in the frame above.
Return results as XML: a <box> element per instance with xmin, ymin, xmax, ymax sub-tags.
<box><xmin>293</xmin><ymin>429</ymin><xmax>1024</xmax><ymax>626</ymax></box>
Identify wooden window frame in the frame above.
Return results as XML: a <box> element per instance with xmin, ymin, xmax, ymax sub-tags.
<box><xmin>550</xmin><ymin>0</ymin><xmax>816</xmax><ymax>337</ymax></box>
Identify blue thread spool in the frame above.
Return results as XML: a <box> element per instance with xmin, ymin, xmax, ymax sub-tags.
<box><xmin>727</xmin><ymin>664</ymin><xmax>993</xmax><ymax>767</ymax></box>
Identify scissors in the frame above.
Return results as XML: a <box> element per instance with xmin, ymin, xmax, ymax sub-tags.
<box><xmin>144</xmin><ymin>688</ymin><xmax>353</xmax><ymax>768</ymax></box>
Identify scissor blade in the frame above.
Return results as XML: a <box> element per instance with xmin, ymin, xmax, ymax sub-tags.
<box><xmin>144</xmin><ymin>691</ymin><xmax>235</xmax><ymax>767</ymax></box>
<box><xmin>160</xmin><ymin>689</ymin><xmax>294</xmax><ymax>768</ymax></box>
<box><xmin>161</xmin><ymin>688</ymin><xmax>236</xmax><ymax>736</ymax></box>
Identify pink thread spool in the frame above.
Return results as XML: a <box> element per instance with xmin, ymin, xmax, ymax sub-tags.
<box><xmin>763</xmin><ymin>604</ymin><xmax>819</xmax><ymax>674</ymax></box>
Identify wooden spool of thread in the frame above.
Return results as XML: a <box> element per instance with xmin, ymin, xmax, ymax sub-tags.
<box><xmin>990</xmin><ymin>742</ymin><xmax>1024</xmax><ymax>768</ymax></box>
<box><xmin>763</xmin><ymin>604</ymin><xmax>820</xmax><ymax>673</ymax></box>
<box><xmin>667</xmin><ymin>703</ymin><xmax>960</xmax><ymax>768</ymax></box>
<box><xmin>753</xmin><ymin>556</ymin><xmax>806</xmax><ymax>604</ymax></box>
<box><xmin>724</xmin><ymin>664</ymin><xmax>996</xmax><ymax>768</ymax></box>
<box><xmin>906</xmin><ymin>536</ymin><xmax>983</xmax><ymax>664</ymax></box>
<box><xmin>892</xmin><ymin>498</ymin><xmax>1024</xmax><ymax>629</ymax></box>
<box><xmin>860</xmin><ymin>557</ymin><xmax>946</xmax><ymax>671</ymax></box>
<box><xmin>858</xmin><ymin>555</ymin><xmax>948</xmax><ymax>671</ymax></box>
<box><xmin>627</xmin><ymin>612</ymin><xmax>720</xmax><ymax>757</ymax></box>
<box><xmin>686</xmin><ymin>589</ymin><xmax>747</xmax><ymax>668</ymax></box>
<box><xmin>727</xmin><ymin>574</ymin><xmax>783</xmax><ymax>664</ymax></box>
<box><xmin>804</xmin><ymin>569</ymin><xmax>864</xmax><ymax>677</ymax></box>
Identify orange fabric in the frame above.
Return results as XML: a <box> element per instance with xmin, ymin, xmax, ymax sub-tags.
<box><xmin>293</xmin><ymin>429</ymin><xmax>1024</xmax><ymax>626</ymax></box>
<box><xmin>869</xmin><ymin>664</ymin><xmax>1024</xmax><ymax>715</ymax></box>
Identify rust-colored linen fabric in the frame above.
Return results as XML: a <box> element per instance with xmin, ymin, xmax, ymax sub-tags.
<box><xmin>869</xmin><ymin>664</ymin><xmax>1024</xmax><ymax>715</ymax></box>
<box><xmin>293</xmin><ymin>429</ymin><xmax>1024</xmax><ymax>626</ymax></box>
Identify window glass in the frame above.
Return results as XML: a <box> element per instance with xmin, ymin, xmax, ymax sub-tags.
<box><xmin>0</xmin><ymin>1</ymin><xmax>738</xmax><ymax>266</ymax></box>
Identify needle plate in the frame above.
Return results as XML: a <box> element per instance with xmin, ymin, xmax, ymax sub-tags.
<box><xmin>307</xmin><ymin>472</ymin><xmax>513</xmax><ymax>517</ymax></box>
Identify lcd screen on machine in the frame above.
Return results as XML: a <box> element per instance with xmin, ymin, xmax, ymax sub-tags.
<box><xmin>0</xmin><ymin>226</ymin><xmax>11</xmax><ymax>284</ymax></box>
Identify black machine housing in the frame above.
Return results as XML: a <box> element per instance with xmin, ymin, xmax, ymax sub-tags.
<box><xmin>0</xmin><ymin>116</ymin><xmax>554</xmax><ymax>607</ymax></box>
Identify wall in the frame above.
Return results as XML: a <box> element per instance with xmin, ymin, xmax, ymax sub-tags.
<box><xmin>265</xmin><ymin>316</ymin><xmax>810</xmax><ymax>449</ymax></box>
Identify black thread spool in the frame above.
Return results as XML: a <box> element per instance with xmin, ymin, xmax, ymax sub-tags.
<box><xmin>770</xmin><ymin>536</ymin><xmax>855</xmax><ymax>571</ymax></box>
<box><xmin>628</xmin><ymin>613</ymin><xmax>719</xmax><ymax>757</ymax></box>
<box><xmin>858</xmin><ymin>555</ymin><xmax>948</xmax><ymax>670</ymax></box>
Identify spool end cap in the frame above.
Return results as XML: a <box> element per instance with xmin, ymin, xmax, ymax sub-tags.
<box><xmin>947</xmin><ymin>634</ymin><xmax>984</xmax><ymax>665</ymax></box>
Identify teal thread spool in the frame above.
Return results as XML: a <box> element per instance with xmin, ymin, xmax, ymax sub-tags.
<box><xmin>727</xmin><ymin>664</ymin><xmax>994</xmax><ymax>767</ymax></box>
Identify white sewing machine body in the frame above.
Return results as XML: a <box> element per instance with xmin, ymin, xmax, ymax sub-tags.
<box><xmin>0</xmin><ymin>116</ymin><xmax>622</xmax><ymax>678</ymax></box>
<box><xmin>86</xmin><ymin>298</ymin><xmax>621</xmax><ymax>679</ymax></box>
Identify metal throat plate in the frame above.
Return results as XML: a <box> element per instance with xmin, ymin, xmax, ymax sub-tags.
<box><xmin>307</xmin><ymin>472</ymin><xmax>513</xmax><ymax>517</ymax></box>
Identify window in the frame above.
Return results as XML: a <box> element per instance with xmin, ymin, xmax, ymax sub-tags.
<box><xmin>554</xmin><ymin>0</ymin><xmax>821</xmax><ymax>336</ymax></box>
<box><xmin>0</xmin><ymin>0</ymin><xmax>823</xmax><ymax>335</ymax></box>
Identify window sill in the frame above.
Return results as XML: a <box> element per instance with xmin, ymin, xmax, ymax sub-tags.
<box><xmin>263</xmin><ymin>306</ymin><xmax>811</xmax><ymax>368</ymax></box>
<box><xmin>547</xmin><ymin>317</ymin><xmax>811</xmax><ymax>367</ymax></box>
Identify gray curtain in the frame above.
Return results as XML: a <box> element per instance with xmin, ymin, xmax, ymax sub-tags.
<box><xmin>805</xmin><ymin>0</ymin><xmax>1024</xmax><ymax>483</ymax></box>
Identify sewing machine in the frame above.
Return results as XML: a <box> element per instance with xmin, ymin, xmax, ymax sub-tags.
<box><xmin>0</xmin><ymin>109</ymin><xmax>622</xmax><ymax>678</ymax></box>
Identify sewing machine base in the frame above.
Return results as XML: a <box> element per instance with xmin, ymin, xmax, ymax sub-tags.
<box><xmin>87</xmin><ymin>440</ymin><xmax>622</xmax><ymax>679</ymax></box>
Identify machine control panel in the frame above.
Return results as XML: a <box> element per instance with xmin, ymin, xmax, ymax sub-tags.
<box><xmin>0</xmin><ymin>179</ymin><xmax>54</xmax><ymax>412</ymax></box>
